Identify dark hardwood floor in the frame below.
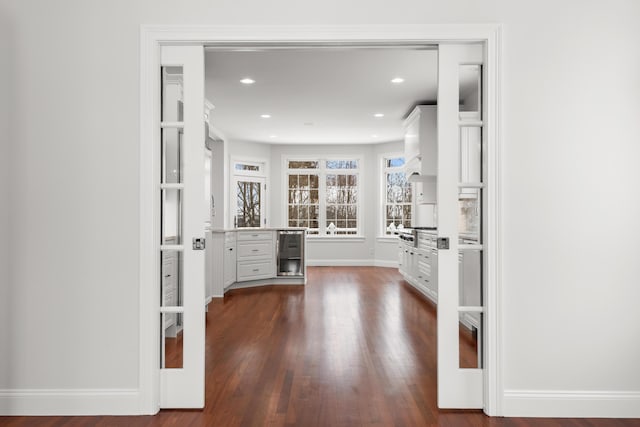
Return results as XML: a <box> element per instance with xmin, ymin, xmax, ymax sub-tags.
<box><xmin>2</xmin><ymin>266</ymin><xmax>639</xmax><ymax>426</ymax></box>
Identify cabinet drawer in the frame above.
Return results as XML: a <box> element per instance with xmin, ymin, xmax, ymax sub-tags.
<box><xmin>237</xmin><ymin>260</ymin><xmax>275</xmax><ymax>281</ymax></box>
<box><xmin>237</xmin><ymin>241</ymin><xmax>273</xmax><ymax>259</ymax></box>
<box><xmin>417</xmin><ymin>233</ymin><xmax>436</xmax><ymax>250</ymax></box>
<box><xmin>237</xmin><ymin>230</ymin><xmax>273</xmax><ymax>241</ymax></box>
<box><xmin>418</xmin><ymin>258</ymin><xmax>431</xmax><ymax>276</ymax></box>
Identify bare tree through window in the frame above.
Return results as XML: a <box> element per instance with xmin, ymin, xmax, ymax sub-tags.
<box><xmin>236</xmin><ymin>180</ymin><xmax>261</xmax><ymax>227</ymax></box>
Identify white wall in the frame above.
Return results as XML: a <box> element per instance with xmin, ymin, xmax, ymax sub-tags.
<box><xmin>1</xmin><ymin>0</ymin><xmax>640</xmax><ymax>418</ymax></box>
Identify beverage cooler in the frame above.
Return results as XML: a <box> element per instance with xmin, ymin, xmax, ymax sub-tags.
<box><xmin>276</xmin><ymin>230</ymin><xmax>305</xmax><ymax>276</ymax></box>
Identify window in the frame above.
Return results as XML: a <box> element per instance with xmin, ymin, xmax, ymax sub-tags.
<box><xmin>382</xmin><ymin>155</ymin><xmax>412</xmax><ymax>234</ymax></box>
<box><xmin>232</xmin><ymin>159</ymin><xmax>267</xmax><ymax>228</ymax></box>
<box><xmin>286</xmin><ymin>158</ymin><xmax>360</xmax><ymax>236</ymax></box>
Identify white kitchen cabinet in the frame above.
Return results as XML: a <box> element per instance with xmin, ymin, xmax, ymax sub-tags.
<box><xmin>223</xmin><ymin>233</ymin><xmax>236</xmax><ymax>288</ymax></box>
<box><xmin>399</xmin><ymin>231</ymin><xmax>438</xmax><ymax>304</ymax></box>
<box><xmin>209</xmin><ymin>229</ymin><xmax>305</xmax><ymax>294</ymax></box>
<box><xmin>397</xmin><ymin>242</ymin><xmax>405</xmax><ymax>273</ymax></box>
<box><xmin>403</xmin><ymin>105</ymin><xmax>437</xmax><ymax>204</ymax></box>
<box><xmin>236</xmin><ymin>230</ymin><xmax>275</xmax><ymax>282</ymax></box>
<box><xmin>207</xmin><ymin>231</ymin><xmax>236</xmax><ymax>297</ymax></box>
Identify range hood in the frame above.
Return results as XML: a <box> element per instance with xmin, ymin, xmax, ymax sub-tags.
<box><xmin>404</xmin><ymin>157</ymin><xmax>436</xmax><ymax>183</ymax></box>
<box><xmin>407</xmin><ymin>171</ymin><xmax>436</xmax><ymax>183</ymax></box>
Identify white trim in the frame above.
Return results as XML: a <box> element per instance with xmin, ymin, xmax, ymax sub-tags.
<box><xmin>230</xmin><ymin>156</ymin><xmax>269</xmax><ymax>228</ymax></box>
<box><xmin>139</xmin><ymin>24</ymin><xmax>160</xmax><ymax>415</ymax></box>
<box><xmin>378</xmin><ymin>151</ymin><xmax>412</xmax><ymax>237</ymax></box>
<box><xmin>483</xmin><ymin>24</ymin><xmax>504</xmax><ymax>417</ymax></box>
<box><xmin>283</xmin><ymin>154</ymin><xmax>364</xmax><ymax>236</ymax></box>
<box><xmin>503</xmin><ymin>390</ymin><xmax>640</xmax><ymax>418</ymax></box>
<box><xmin>307</xmin><ymin>258</ymin><xmax>397</xmax><ymax>268</ymax></box>
<box><xmin>308</xmin><ymin>259</ymin><xmax>370</xmax><ymax>266</ymax></box>
<box><xmin>140</xmin><ymin>24</ymin><xmax>503</xmax><ymax>416</ymax></box>
<box><xmin>227</xmin><ymin>277</ymin><xmax>306</xmax><ymax>289</ymax></box>
<box><xmin>374</xmin><ymin>259</ymin><xmax>398</xmax><ymax>268</ymax></box>
<box><xmin>0</xmin><ymin>389</ymin><xmax>140</xmax><ymax>416</ymax></box>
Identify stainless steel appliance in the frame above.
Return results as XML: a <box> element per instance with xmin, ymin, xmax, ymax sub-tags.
<box><xmin>276</xmin><ymin>230</ymin><xmax>305</xmax><ymax>276</ymax></box>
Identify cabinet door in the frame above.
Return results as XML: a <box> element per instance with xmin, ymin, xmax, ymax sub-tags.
<box><xmin>404</xmin><ymin>114</ymin><xmax>420</xmax><ymax>163</ymax></box>
<box><xmin>223</xmin><ymin>246</ymin><xmax>236</xmax><ymax>287</ymax></box>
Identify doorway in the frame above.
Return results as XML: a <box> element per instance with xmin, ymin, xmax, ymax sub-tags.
<box><xmin>139</xmin><ymin>25</ymin><xmax>503</xmax><ymax>416</ymax></box>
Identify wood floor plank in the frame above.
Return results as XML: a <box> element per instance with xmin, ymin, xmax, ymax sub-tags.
<box><xmin>1</xmin><ymin>266</ymin><xmax>638</xmax><ymax>426</ymax></box>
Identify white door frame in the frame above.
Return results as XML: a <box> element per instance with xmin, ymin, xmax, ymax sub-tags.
<box><xmin>139</xmin><ymin>24</ymin><xmax>504</xmax><ymax>416</ymax></box>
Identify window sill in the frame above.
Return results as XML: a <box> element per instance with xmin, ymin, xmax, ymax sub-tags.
<box><xmin>307</xmin><ymin>236</ymin><xmax>366</xmax><ymax>243</ymax></box>
<box><xmin>376</xmin><ymin>236</ymin><xmax>399</xmax><ymax>243</ymax></box>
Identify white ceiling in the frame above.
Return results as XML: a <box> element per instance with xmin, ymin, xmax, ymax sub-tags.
<box><xmin>204</xmin><ymin>48</ymin><xmax>438</xmax><ymax>145</ymax></box>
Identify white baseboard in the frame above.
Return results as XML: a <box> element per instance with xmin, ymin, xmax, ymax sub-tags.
<box><xmin>0</xmin><ymin>388</ymin><xmax>141</xmax><ymax>415</ymax></box>
<box><xmin>503</xmin><ymin>389</ymin><xmax>640</xmax><ymax>418</ymax></box>
<box><xmin>307</xmin><ymin>259</ymin><xmax>398</xmax><ymax>268</ymax></box>
<box><xmin>374</xmin><ymin>259</ymin><xmax>398</xmax><ymax>268</ymax></box>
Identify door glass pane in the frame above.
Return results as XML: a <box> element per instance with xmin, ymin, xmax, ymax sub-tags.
<box><xmin>162</xmin><ymin>189</ymin><xmax>182</xmax><ymax>244</ymax></box>
<box><xmin>458</xmin><ymin>65</ymin><xmax>481</xmax><ymax>114</ymax></box>
<box><xmin>161</xmin><ymin>251</ymin><xmax>182</xmax><ymax>308</ymax></box>
<box><xmin>459</xmin><ymin>126</ymin><xmax>482</xmax><ymax>183</ymax></box>
<box><xmin>458</xmin><ymin>249</ymin><xmax>482</xmax><ymax>306</ymax></box>
<box><xmin>162</xmin><ymin>312</ymin><xmax>184</xmax><ymax>369</ymax></box>
<box><xmin>236</xmin><ymin>181</ymin><xmax>261</xmax><ymax>227</ymax></box>
<box><xmin>162</xmin><ymin>128</ymin><xmax>182</xmax><ymax>183</ymax></box>
<box><xmin>161</xmin><ymin>66</ymin><xmax>184</xmax><ymax>122</ymax></box>
<box><xmin>459</xmin><ymin>188</ymin><xmax>481</xmax><ymax>240</ymax></box>
<box><xmin>459</xmin><ymin>312</ymin><xmax>482</xmax><ymax>369</ymax></box>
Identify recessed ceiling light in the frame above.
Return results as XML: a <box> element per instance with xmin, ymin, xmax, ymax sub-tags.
<box><xmin>373</xmin><ymin>113</ymin><xmax>384</xmax><ymax>118</ymax></box>
<box><xmin>240</xmin><ymin>78</ymin><xmax>255</xmax><ymax>85</ymax></box>
<box><xmin>391</xmin><ymin>77</ymin><xmax>404</xmax><ymax>84</ymax></box>
<box><xmin>269</xmin><ymin>135</ymin><xmax>277</xmax><ymax>138</ymax></box>
<box><xmin>371</xmin><ymin>134</ymin><xmax>379</xmax><ymax>138</ymax></box>
<box><xmin>260</xmin><ymin>114</ymin><xmax>271</xmax><ymax>119</ymax></box>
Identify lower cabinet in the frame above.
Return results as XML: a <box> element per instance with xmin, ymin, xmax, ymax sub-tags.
<box><xmin>236</xmin><ymin>230</ymin><xmax>275</xmax><ymax>282</ymax></box>
<box><xmin>207</xmin><ymin>231</ymin><xmax>236</xmax><ymax>298</ymax></box>
<box><xmin>207</xmin><ymin>229</ymin><xmax>304</xmax><ymax>296</ymax></box>
<box><xmin>399</xmin><ymin>234</ymin><xmax>438</xmax><ymax>304</ymax></box>
<box><xmin>223</xmin><ymin>236</ymin><xmax>236</xmax><ymax>288</ymax></box>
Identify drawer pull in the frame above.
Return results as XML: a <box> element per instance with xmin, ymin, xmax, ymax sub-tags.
<box><xmin>252</xmin><ymin>249</ymin><xmax>259</xmax><ymax>252</ymax></box>
<box><xmin>164</xmin><ymin>274</ymin><xmax>171</xmax><ymax>278</ymax></box>
<box><xmin>252</xmin><ymin>234</ymin><xmax>259</xmax><ymax>237</ymax></box>
<box><xmin>252</xmin><ymin>268</ymin><xmax>260</xmax><ymax>272</ymax></box>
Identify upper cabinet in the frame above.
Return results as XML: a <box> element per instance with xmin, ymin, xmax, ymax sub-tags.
<box><xmin>404</xmin><ymin>105</ymin><xmax>437</xmax><ymax>204</ymax></box>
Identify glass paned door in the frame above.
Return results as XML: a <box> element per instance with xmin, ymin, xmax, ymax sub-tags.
<box><xmin>159</xmin><ymin>45</ymin><xmax>205</xmax><ymax>408</ymax></box>
<box><xmin>234</xmin><ymin>176</ymin><xmax>265</xmax><ymax>228</ymax></box>
<box><xmin>437</xmin><ymin>43</ymin><xmax>485</xmax><ymax>409</ymax></box>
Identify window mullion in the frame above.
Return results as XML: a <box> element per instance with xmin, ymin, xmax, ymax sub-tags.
<box><xmin>319</xmin><ymin>167</ymin><xmax>326</xmax><ymax>235</ymax></box>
